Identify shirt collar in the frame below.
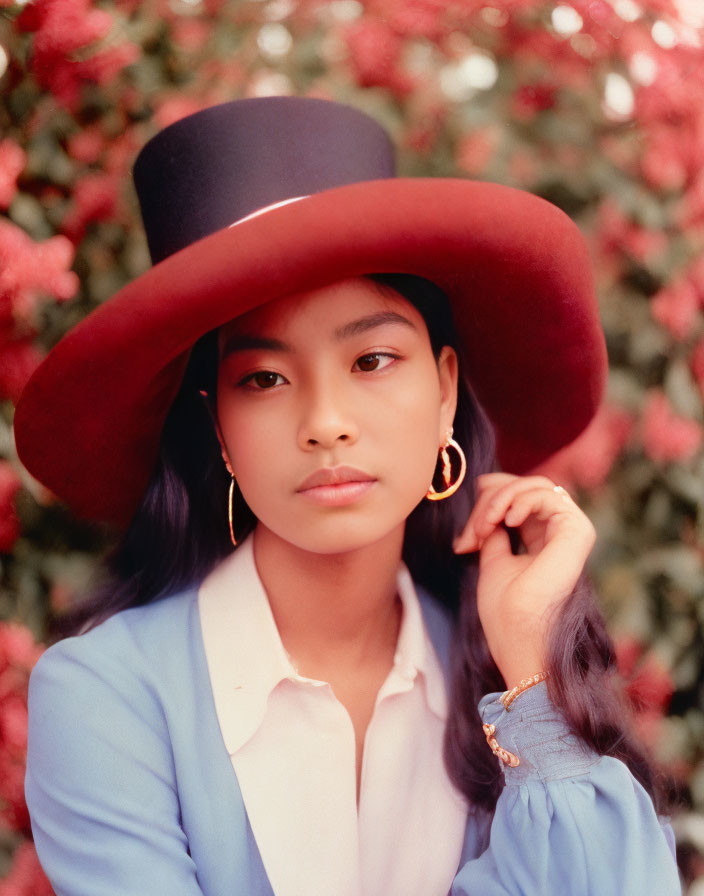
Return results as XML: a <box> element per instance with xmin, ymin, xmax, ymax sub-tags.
<box><xmin>198</xmin><ymin>534</ymin><xmax>448</xmax><ymax>756</ymax></box>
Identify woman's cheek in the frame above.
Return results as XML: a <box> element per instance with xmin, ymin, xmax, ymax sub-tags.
<box><xmin>218</xmin><ymin>401</ymin><xmax>269</xmax><ymax>479</ymax></box>
<box><xmin>385</xmin><ymin>395</ymin><xmax>442</xmax><ymax>497</ymax></box>
<box><xmin>228</xmin><ymin>419</ymin><xmax>279</xmax><ymax>480</ymax></box>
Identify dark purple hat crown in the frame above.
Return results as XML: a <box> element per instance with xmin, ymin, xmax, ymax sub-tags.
<box><xmin>133</xmin><ymin>96</ymin><xmax>397</xmax><ymax>265</ymax></box>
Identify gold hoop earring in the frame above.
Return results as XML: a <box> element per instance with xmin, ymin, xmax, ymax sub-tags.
<box><xmin>425</xmin><ymin>429</ymin><xmax>467</xmax><ymax>501</ymax></box>
<box><xmin>228</xmin><ymin>475</ymin><xmax>237</xmax><ymax>547</ymax></box>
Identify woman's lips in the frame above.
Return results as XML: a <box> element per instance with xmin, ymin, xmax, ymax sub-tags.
<box><xmin>296</xmin><ymin>466</ymin><xmax>376</xmax><ymax>506</ymax></box>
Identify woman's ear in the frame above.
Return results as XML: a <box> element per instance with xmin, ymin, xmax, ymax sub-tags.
<box><xmin>200</xmin><ymin>390</ymin><xmax>234</xmax><ymax>476</ymax></box>
<box><xmin>215</xmin><ymin>427</ymin><xmax>234</xmax><ymax>477</ymax></box>
<box><xmin>436</xmin><ymin>346</ymin><xmax>459</xmax><ymax>439</ymax></box>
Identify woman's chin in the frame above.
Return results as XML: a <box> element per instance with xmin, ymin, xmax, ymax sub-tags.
<box><xmin>257</xmin><ymin>517</ymin><xmax>407</xmax><ymax>558</ymax></box>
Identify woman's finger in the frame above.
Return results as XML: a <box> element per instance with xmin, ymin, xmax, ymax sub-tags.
<box><xmin>502</xmin><ymin>487</ymin><xmax>578</xmax><ymax>529</ymax></box>
<box><xmin>455</xmin><ymin>476</ymin><xmax>576</xmax><ymax>552</ymax></box>
<box><xmin>454</xmin><ymin>474</ymin><xmax>522</xmax><ymax>551</ymax></box>
<box><xmin>474</xmin><ymin>472</ymin><xmax>519</xmax><ymax>491</ymax></box>
<box><xmin>476</xmin><ymin>522</ymin><xmax>513</xmax><ymax>569</ymax></box>
<box><xmin>515</xmin><ymin>522</ymin><xmax>596</xmax><ymax>600</ymax></box>
<box><xmin>454</xmin><ymin>473</ymin><xmax>591</xmax><ymax>553</ymax></box>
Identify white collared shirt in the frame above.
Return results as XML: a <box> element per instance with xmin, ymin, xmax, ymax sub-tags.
<box><xmin>198</xmin><ymin>534</ymin><xmax>468</xmax><ymax>896</ymax></box>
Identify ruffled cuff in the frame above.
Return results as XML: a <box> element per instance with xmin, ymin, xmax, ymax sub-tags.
<box><xmin>450</xmin><ymin>683</ymin><xmax>681</xmax><ymax>894</ymax></box>
<box><xmin>478</xmin><ymin>681</ymin><xmax>600</xmax><ymax>784</ymax></box>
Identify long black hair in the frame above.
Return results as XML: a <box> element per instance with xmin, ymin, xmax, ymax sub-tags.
<box><xmin>56</xmin><ymin>273</ymin><xmax>665</xmax><ymax>814</ymax></box>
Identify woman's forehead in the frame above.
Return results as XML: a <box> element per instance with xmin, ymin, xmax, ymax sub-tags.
<box><xmin>217</xmin><ymin>276</ymin><xmax>420</xmax><ymax>347</ymax></box>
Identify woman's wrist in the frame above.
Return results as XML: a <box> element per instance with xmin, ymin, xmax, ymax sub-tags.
<box><xmin>483</xmin><ymin>605</ymin><xmax>550</xmax><ymax>690</ymax></box>
<box><xmin>494</xmin><ymin>646</ymin><xmax>546</xmax><ymax>691</ymax></box>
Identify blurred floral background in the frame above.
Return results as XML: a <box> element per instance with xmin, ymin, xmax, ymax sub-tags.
<box><xmin>0</xmin><ymin>0</ymin><xmax>703</xmax><ymax>892</ymax></box>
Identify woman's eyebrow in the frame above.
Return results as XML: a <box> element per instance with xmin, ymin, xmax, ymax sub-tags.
<box><xmin>221</xmin><ymin>311</ymin><xmax>416</xmax><ymax>358</ymax></box>
<box><xmin>333</xmin><ymin>311</ymin><xmax>418</xmax><ymax>340</ymax></box>
<box><xmin>221</xmin><ymin>334</ymin><xmax>289</xmax><ymax>358</ymax></box>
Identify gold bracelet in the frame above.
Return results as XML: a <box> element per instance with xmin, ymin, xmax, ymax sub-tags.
<box><xmin>499</xmin><ymin>671</ymin><xmax>550</xmax><ymax>711</ymax></box>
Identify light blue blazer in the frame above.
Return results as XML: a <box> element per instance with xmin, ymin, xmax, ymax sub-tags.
<box><xmin>25</xmin><ymin>583</ymin><xmax>681</xmax><ymax>895</ymax></box>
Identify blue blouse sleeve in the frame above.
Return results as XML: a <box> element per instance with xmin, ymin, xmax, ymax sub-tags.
<box><xmin>452</xmin><ymin>682</ymin><xmax>681</xmax><ymax>895</ymax></box>
<box><xmin>25</xmin><ymin>638</ymin><xmax>206</xmax><ymax>896</ymax></box>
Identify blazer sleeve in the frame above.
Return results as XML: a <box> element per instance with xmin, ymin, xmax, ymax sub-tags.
<box><xmin>25</xmin><ymin>635</ymin><xmax>206</xmax><ymax>896</ymax></box>
<box><xmin>451</xmin><ymin>683</ymin><xmax>681</xmax><ymax>895</ymax></box>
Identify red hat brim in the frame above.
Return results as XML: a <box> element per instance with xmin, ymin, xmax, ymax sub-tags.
<box><xmin>15</xmin><ymin>178</ymin><xmax>607</xmax><ymax>528</ymax></box>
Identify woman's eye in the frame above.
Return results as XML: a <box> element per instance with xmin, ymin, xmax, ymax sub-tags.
<box><xmin>239</xmin><ymin>371</ymin><xmax>286</xmax><ymax>390</ymax></box>
<box><xmin>354</xmin><ymin>353</ymin><xmax>398</xmax><ymax>372</ymax></box>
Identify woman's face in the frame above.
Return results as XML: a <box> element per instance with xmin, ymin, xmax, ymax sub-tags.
<box><xmin>215</xmin><ymin>276</ymin><xmax>458</xmax><ymax>554</ymax></box>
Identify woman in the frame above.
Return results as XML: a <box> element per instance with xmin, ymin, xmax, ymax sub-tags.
<box><xmin>16</xmin><ymin>97</ymin><xmax>680</xmax><ymax>895</ymax></box>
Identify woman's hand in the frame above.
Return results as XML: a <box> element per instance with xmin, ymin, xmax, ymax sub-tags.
<box><xmin>453</xmin><ymin>472</ymin><xmax>596</xmax><ymax>689</ymax></box>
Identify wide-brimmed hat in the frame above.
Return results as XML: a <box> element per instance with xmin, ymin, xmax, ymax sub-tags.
<box><xmin>15</xmin><ymin>96</ymin><xmax>607</xmax><ymax>529</ymax></box>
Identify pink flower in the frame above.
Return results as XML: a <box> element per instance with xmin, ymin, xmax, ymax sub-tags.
<box><xmin>599</xmin><ymin>134</ymin><xmax>639</xmax><ymax>177</ymax></box>
<box><xmin>104</xmin><ymin>129</ymin><xmax>141</xmax><ymax>178</ymax></box>
<box><xmin>614</xmin><ymin>636</ymin><xmax>675</xmax><ymax>751</ymax></box>
<box><xmin>0</xmin><ymin>753</ymin><xmax>30</xmax><ymax>832</ymax></box>
<box><xmin>628</xmin><ymin>655</ymin><xmax>674</xmax><ymax>713</ymax></box>
<box><xmin>691</xmin><ymin>339</ymin><xmax>704</xmax><ymax>390</ymax></box>
<box><xmin>401</xmin><ymin>102</ymin><xmax>446</xmax><ymax>155</ymax></box>
<box><xmin>49</xmin><ymin>581</ymin><xmax>76</xmax><ymax>614</ymax></box>
<box><xmin>533</xmin><ymin>403</ymin><xmax>634</xmax><ymax>491</ymax></box>
<box><xmin>77</xmin><ymin>42</ymin><xmax>140</xmax><ymax>89</ymax></box>
<box><xmin>0</xmin><ymin>695</ymin><xmax>28</xmax><ymax>756</ymax></box>
<box><xmin>507</xmin><ymin>149</ymin><xmax>539</xmax><ymax>186</ymax></box>
<box><xmin>634</xmin><ymin>52</ymin><xmax>704</xmax><ymax>127</ymax></box>
<box><xmin>387</xmin><ymin>0</ymin><xmax>448</xmax><ymax>41</ymax></box>
<box><xmin>641</xmin><ymin>129</ymin><xmax>689</xmax><ymax>193</ymax></box>
<box><xmin>0</xmin><ymin>338</ymin><xmax>44</xmax><ymax>405</ymax></box>
<box><xmin>0</xmin><ymin>623</ymin><xmax>45</xmax><ymax>841</ymax></box>
<box><xmin>0</xmin><ymin>622</ymin><xmax>43</xmax><ymax>673</ymax></box>
<box><xmin>0</xmin><ymin>841</ymin><xmax>52</xmax><ymax>896</ymax></box>
<box><xmin>511</xmin><ymin>82</ymin><xmax>557</xmax><ymax>121</ymax></box>
<box><xmin>61</xmin><ymin>173</ymin><xmax>120</xmax><ymax>242</ymax></box>
<box><xmin>0</xmin><ymin>462</ymin><xmax>22</xmax><ymax>553</ymax></box>
<box><xmin>0</xmin><ymin>219</ymin><xmax>78</xmax><ymax>324</ymax></box>
<box><xmin>170</xmin><ymin>19</ymin><xmax>211</xmax><ymax>53</ymax></box>
<box><xmin>455</xmin><ymin>127</ymin><xmax>500</xmax><ymax>176</ymax></box>
<box><xmin>67</xmin><ymin>126</ymin><xmax>107</xmax><ymax>165</ymax></box>
<box><xmin>651</xmin><ymin>277</ymin><xmax>701</xmax><ymax>340</ymax></box>
<box><xmin>614</xmin><ymin>636</ymin><xmax>674</xmax><ymax>750</ymax></box>
<box><xmin>505</xmin><ymin>26</ymin><xmax>594</xmax><ymax>90</ymax></box>
<box><xmin>16</xmin><ymin>0</ymin><xmax>139</xmax><ymax>110</ymax></box>
<box><xmin>641</xmin><ymin>390</ymin><xmax>703</xmax><ymax>464</ymax></box>
<box><xmin>344</xmin><ymin>19</ymin><xmax>405</xmax><ymax>91</ymax></box>
<box><xmin>114</xmin><ymin>0</ymin><xmax>225</xmax><ymax>21</ymax></box>
<box><xmin>17</xmin><ymin>0</ymin><xmax>112</xmax><ymax>47</ymax></box>
<box><xmin>195</xmin><ymin>58</ymin><xmax>247</xmax><ymax>90</ymax></box>
<box><xmin>0</xmin><ymin>140</ymin><xmax>27</xmax><ymax>210</ymax></box>
<box><xmin>595</xmin><ymin>199</ymin><xmax>667</xmax><ymax>265</ymax></box>
<box><xmin>154</xmin><ymin>96</ymin><xmax>210</xmax><ymax>130</ymax></box>
<box><xmin>677</xmin><ymin>170</ymin><xmax>704</xmax><ymax>229</ymax></box>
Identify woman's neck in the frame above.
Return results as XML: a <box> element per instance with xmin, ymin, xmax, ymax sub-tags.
<box><xmin>252</xmin><ymin>523</ymin><xmax>404</xmax><ymax>678</ymax></box>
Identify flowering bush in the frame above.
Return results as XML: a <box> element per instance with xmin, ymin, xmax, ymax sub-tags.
<box><xmin>615</xmin><ymin>634</ymin><xmax>676</xmax><ymax>752</ymax></box>
<box><xmin>1</xmin><ymin>0</ymin><xmax>703</xmax><ymax>889</ymax></box>
<box><xmin>0</xmin><ymin>623</ymin><xmax>50</xmax><ymax>893</ymax></box>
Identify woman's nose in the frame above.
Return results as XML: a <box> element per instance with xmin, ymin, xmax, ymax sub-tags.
<box><xmin>297</xmin><ymin>381</ymin><xmax>359</xmax><ymax>450</ymax></box>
